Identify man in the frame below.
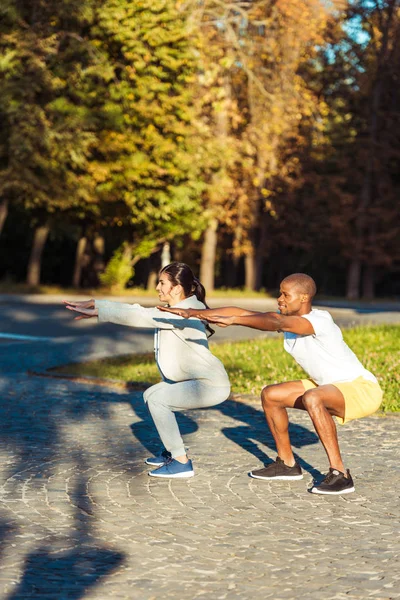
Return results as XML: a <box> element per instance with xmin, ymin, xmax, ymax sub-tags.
<box><xmin>158</xmin><ymin>273</ymin><xmax>383</xmax><ymax>495</ymax></box>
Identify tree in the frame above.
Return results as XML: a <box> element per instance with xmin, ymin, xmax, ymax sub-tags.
<box><xmin>0</xmin><ymin>0</ymin><xmax>99</xmax><ymax>285</ymax></box>
<box><xmin>299</xmin><ymin>0</ymin><xmax>400</xmax><ymax>298</ymax></box>
<box><xmin>344</xmin><ymin>0</ymin><xmax>400</xmax><ymax>298</ymax></box>
<box><xmin>190</xmin><ymin>0</ymin><xmax>343</xmax><ymax>290</ymax></box>
<box><xmin>87</xmin><ymin>0</ymin><xmax>207</xmax><ymax>287</ymax></box>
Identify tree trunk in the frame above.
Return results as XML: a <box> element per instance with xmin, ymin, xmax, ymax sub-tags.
<box><xmin>362</xmin><ymin>265</ymin><xmax>375</xmax><ymax>300</ymax></box>
<box><xmin>147</xmin><ymin>271</ymin><xmax>157</xmax><ymax>291</ymax></box>
<box><xmin>26</xmin><ymin>221</ymin><xmax>50</xmax><ymax>286</ymax></box>
<box><xmin>245</xmin><ymin>250</ymin><xmax>256</xmax><ymax>291</ymax></box>
<box><xmin>346</xmin><ymin>258</ymin><xmax>361</xmax><ymax>300</ymax></box>
<box><xmin>200</xmin><ymin>218</ymin><xmax>218</xmax><ymax>292</ymax></box>
<box><xmin>0</xmin><ymin>197</ymin><xmax>9</xmax><ymax>236</ymax></box>
<box><xmin>72</xmin><ymin>235</ymin><xmax>88</xmax><ymax>288</ymax></box>
<box><xmin>255</xmin><ymin>217</ymin><xmax>269</xmax><ymax>290</ymax></box>
<box><xmin>93</xmin><ymin>232</ymin><xmax>105</xmax><ymax>284</ymax></box>
<box><xmin>199</xmin><ymin>75</ymin><xmax>230</xmax><ymax>292</ymax></box>
<box><xmin>161</xmin><ymin>242</ymin><xmax>171</xmax><ymax>268</ymax></box>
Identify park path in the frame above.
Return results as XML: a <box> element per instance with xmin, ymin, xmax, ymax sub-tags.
<box><xmin>0</xmin><ymin>298</ymin><xmax>399</xmax><ymax>599</ymax></box>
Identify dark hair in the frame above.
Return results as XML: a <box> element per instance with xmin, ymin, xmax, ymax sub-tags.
<box><xmin>160</xmin><ymin>262</ymin><xmax>214</xmax><ymax>337</ymax></box>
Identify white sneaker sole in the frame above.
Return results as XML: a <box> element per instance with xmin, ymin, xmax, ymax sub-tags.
<box><xmin>148</xmin><ymin>471</ymin><xmax>194</xmax><ymax>478</ymax></box>
<box><xmin>145</xmin><ymin>460</ymin><xmax>165</xmax><ymax>466</ymax></box>
<box><xmin>249</xmin><ymin>472</ymin><xmax>303</xmax><ymax>481</ymax></box>
<box><xmin>310</xmin><ymin>486</ymin><xmax>355</xmax><ymax>495</ymax></box>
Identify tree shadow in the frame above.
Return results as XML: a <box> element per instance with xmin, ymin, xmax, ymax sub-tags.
<box><xmin>6</xmin><ymin>455</ymin><xmax>125</xmax><ymax>600</ymax></box>
<box><xmin>214</xmin><ymin>399</ymin><xmax>323</xmax><ymax>479</ymax></box>
<box><xmin>0</xmin><ymin>517</ymin><xmax>15</xmax><ymax>567</ymax></box>
<box><xmin>0</xmin><ymin>340</ymin><xmax>139</xmax><ymax>599</ymax></box>
<box><xmin>7</xmin><ymin>545</ymin><xmax>124</xmax><ymax>600</ymax></box>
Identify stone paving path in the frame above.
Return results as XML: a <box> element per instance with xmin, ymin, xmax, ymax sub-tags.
<box><xmin>0</xmin><ymin>336</ymin><xmax>399</xmax><ymax>600</ymax></box>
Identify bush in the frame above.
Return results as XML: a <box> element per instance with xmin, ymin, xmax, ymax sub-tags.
<box><xmin>99</xmin><ymin>243</ymin><xmax>133</xmax><ymax>291</ymax></box>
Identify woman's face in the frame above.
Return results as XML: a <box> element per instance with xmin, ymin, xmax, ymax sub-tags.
<box><xmin>156</xmin><ymin>273</ymin><xmax>184</xmax><ymax>306</ymax></box>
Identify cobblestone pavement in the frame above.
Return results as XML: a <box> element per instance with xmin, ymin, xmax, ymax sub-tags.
<box><xmin>0</xmin><ymin>336</ymin><xmax>399</xmax><ymax>600</ymax></box>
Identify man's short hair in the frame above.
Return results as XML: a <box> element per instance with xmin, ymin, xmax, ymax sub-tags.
<box><xmin>282</xmin><ymin>273</ymin><xmax>317</xmax><ymax>299</ymax></box>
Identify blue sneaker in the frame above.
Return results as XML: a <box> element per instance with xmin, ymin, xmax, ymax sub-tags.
<box><xmin>145</xmin><ymin>450</ymin><xmax>172</xmax><ymax>467</ymax></box>
<box><xmin>149</xmin><ymin>458</ymin><xmax>194</xmax><ymax>478</ymax></box>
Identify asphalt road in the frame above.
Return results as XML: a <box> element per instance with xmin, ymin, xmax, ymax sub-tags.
<box><xmin>0</xmin><ymin>294</ymin><xmax>400</xmax><ymax>360</ymax></box>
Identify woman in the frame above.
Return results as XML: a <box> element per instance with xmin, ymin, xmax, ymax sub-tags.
<box><xmin>64</xmin><ymin>262</ymin><xmax>230</xmax><ymax>479</ymax></box>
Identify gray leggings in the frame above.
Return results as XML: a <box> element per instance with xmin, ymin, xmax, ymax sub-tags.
<box><xmin>143</xmin><ymin>380</ymin><xmax>230</xmax><ymax>458</ymax></box>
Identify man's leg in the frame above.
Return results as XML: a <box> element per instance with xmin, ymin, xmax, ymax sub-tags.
<box><xmin>261</xmin><ymin>381</ymin><xmax>307</xmax><ymax>467</ymax></box>
<box><xmin>261</xmin><ymin>381</ymin><xmax>347</xmax><ymax>473</ymax></box>
<box><xmin>301</xmin><ymin>384</ymin><xmax>346</xmax><ymax>474</ymax></box>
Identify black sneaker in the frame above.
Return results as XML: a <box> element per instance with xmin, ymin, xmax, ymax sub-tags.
<box><xmin>310</xmin><ymin>468</ymin><xmax>355</xmax><ymax>495</ymax></box>
<box><xmin>249</xmin><ymin>457</ymin><xmax>303</xmax><ymax>480</ymax></box>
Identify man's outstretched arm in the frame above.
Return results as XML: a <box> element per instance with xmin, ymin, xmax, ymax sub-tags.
<box><xmin>158</xmin><ymin>306</ymin><xmax>314</xmax><ymax>335</ymax></box>
<box><xmin>216</xmin><ymin>312</ymin><xmax>314</xmax><ymax>335</ymax></box>
<box><xmin>157</xmin><ymin>306</ymin><xmax>256</xmax><ymax>319</ymax></box>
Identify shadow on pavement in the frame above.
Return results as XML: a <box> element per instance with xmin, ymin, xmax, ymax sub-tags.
<box><xmin>214</xmin><ymin>399</ymin><xmax>323</xmax><ymax>479</ymax></box>
<box><xmin>6</xmin><ymin>457</ymin><xmax>125</xmax><ymax>600</ymax></box>
<box><xmin>0</xmin><ymin>369</ymin><xmax>134</xmax><ymax>599</ymax></box>
<box><xmin>7</xmin><ymin>545</ymin><xmax>124</xmax><ymax>600</ymax></box>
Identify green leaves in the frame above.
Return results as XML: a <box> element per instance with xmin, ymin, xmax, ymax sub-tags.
<box><xmin>90</xmin><ymin>0</ymin><xmax>204</xmax><ymax>244</ymax></box>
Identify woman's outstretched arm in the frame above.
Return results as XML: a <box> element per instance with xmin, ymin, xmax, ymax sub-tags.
<box><xmin>64</xmin><ymin>301</ymin><xmax>98</xmax><ymax>320</ymax></box>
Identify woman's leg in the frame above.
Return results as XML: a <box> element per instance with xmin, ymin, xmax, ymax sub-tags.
<box><xmin>144</xmin><ymin>381</ymin><xmax>229</xmax><ymax>461</ymax></box>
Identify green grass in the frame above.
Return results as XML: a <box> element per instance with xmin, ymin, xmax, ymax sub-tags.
<box><xmin>53</xmin><ymin>324</ymin><xmax>400</xmax><ymax>413</ymax></box>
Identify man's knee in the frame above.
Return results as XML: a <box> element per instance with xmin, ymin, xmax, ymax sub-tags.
<box><xmin>302</xmin><ymin>389</ymin><xmax>324</xmax><ymax>412</ymax></box>
<box><xmin>261</xmin><ymin>384</ymin><xmax>284</xmax><ymax>408</ymax></box>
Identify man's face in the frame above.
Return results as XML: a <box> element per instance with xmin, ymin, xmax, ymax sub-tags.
<box><xmin>277</xmin><ymin>280</ymin><xmax>306</xmax><ymax>316</ymax></box>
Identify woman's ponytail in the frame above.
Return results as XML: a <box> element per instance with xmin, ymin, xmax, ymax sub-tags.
<box><xmin>192</xmin><ymin>277</ymin><xmax>214</xmax><ymax>338</ymax></box>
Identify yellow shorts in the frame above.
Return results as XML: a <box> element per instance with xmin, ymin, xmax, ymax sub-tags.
<box><xmin>301</xmin><ymin>376</ymin><xmax>383</xmax><ymax>425</ymax></box>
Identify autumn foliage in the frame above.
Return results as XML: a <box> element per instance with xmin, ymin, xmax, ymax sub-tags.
<box><xmin>0</xmin><ymin>0</ymin><xmax>399</xmax><ymax>298</ymax></box>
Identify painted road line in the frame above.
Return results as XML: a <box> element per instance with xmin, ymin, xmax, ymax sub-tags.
<box><xmin>0</xmin><ymin>333</ymin><xmax>53</xmax><ymax>342</ymax></box>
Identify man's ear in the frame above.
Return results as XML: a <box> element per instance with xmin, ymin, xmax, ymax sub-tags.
<box><xmin>301</xmin><ymin>294</ymin><xmax>309</xmax><ymax>303</ymax></box>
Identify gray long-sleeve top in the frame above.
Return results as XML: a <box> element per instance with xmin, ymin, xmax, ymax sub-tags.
<box><xmin>95</xmin><ymin>295</ymin><xmax>230</xmax><ymax>387</ymax></box>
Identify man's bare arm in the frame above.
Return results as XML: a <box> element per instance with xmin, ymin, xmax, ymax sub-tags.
<box><xmin>157</xmin><ymin>306</ymin><xmax>256</xmax><ymax>319</ymax></box>
<box><xmin>206</xmin><ymin>312</ymin><xmax>315</xmax><ymax>335</ymax></box>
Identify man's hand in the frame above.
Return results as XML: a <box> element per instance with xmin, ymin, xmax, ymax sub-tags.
<box><xmin>203</xmin><ymin>315</ymin><xmax>235</xmax><ymax>328</ymax></box>
<box><xmin>157</xmin><ymin>306</ymin><xmax>192</xmax><ymax>319</ymax></box>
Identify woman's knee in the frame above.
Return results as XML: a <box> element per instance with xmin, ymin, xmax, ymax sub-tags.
<box><xmin>144</xmin><ymin>381</ymin><xmax>168</xmax><ymax>405</ymax></box>
<box><xmin>144</xmin><ymin>390</ymin><xmax>165</xmax><ymax>414</ymax></box>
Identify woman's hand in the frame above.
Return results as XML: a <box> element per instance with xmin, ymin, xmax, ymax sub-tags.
<box><xmin>157</xmin><ymin>306</ymin><xmax>192</xmax><ymax>319</ymax></box>
<box><xmin>63</xmin><ymin>298</ymin><xmax>95</xmax><ymax>310</ymax></box>
<box><xmin>64</xmin><ymin>303</ymin><xmax>98</xmax><ymax>320</ymax></box>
